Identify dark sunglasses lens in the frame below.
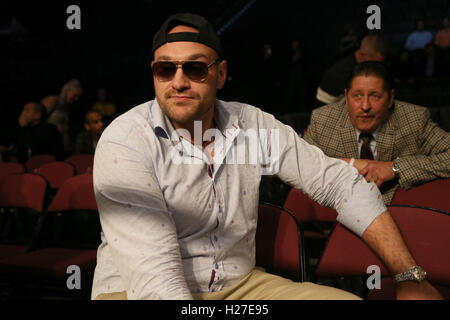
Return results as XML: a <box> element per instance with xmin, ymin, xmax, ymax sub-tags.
<box><xmin>183</xmin><ymin>62</ymin><xmax>208</xmax><ymax>81</ymax></box>
<box><xmin>153</xmin><ymin>62</ymin><xmax>176</xmax><ymax>81</ymax></box>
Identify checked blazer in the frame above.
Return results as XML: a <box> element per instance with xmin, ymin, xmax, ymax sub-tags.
<box><xmin>303</xmin><ymin>100</ymin><xmax>450</xmax><ymax>204</ymax></box>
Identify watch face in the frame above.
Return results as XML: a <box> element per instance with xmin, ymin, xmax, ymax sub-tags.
<box><xmin>411</xmin><ymin>267</ymin><xmax>426</xmax><ymax>281</ymax></box>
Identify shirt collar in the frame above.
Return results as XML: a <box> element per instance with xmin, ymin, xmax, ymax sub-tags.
<box><xmin>355</xmin><ymin>126</ymin><xmax>380</xmax><ymax>141</ymax></box>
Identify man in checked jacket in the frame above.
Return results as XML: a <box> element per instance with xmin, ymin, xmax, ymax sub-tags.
<box><xmin>304</xmin><ymin>61</ymin><xmax>450</xmax><ymax>205</ymax></box>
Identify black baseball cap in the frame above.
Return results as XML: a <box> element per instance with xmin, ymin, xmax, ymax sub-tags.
<box><xmin>152</xmin><ymin>13</ymin><xmax>223</xmax><ymax>59</ymax></box>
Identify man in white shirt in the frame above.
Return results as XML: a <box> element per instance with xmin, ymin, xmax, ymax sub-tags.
<box><xmin>92</xmin><ymin>13</ymin><xmax>442</xmax><ymax>300</ymax></box>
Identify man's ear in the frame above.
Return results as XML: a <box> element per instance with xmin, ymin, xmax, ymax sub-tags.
<box><xmin>84</xmin><ymin>123</ymin><xmax>90</xmax><ymax>131</ymax></box>
<box><xmin>354</xmin><ymin>50</ymin><xmax>363</xmax><ymax>63</ymax></box>
<box><xmin>216</xmin><ymin>60</ymin><xmax>227</xmax><ymax>90</ymax></box>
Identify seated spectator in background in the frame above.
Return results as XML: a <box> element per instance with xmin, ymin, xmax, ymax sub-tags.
<box><xmin>46</xmin><ymin>79</ymin><xmax>83</xmax><ymax>154</ymax></box>
<box><xmin>92</xmin><ymin>88</ymin><xmax>117</xmax><ymax>124</ymax></box>
<box><xmin>405</xmin><ymin>19</ymin><xmax>433</xmax><ymax>51</ymax></box>
<box><xmin>283</xmin><ymin>39</ymin><xmax>307</xmax><ymax>113</ymax></box>
<box><xmin>10</xmin><ymin>102</ymin><xmax>65</xmax><ymax>163</ymax></box>
<box><xmin>304</xmin><ymin>61</ymin><xmax>450</xmax><ymax>205</ymax></box>
<box><xmin>434</xmin><ymin>17</ymin><xmax>450</xmax><ymax>76</ymax></box>
<box><xmin>338</xmin><ymin>24</ymin><xmax>359</xmax><ymax>58</ymax></box>
<box><xmin>392</xmin><ymin>49</ymin><xmax>416</xmax><ymax>87</ymax></box>
<box><xmin>74</xmin><ymin>110</ymin><xmax>104</xmax><ymax>155</ymax></box>
<box><xmin>40</xmin><ymin>95</ymin><xmax>59</xmax><ymax>116</ymax></box>
<box><xmin>423</xmin><ymin>43</ymin><xmax>444</xmax><ymax>81</ymax></box>
<box><xmin>316</xmin><ymin>33</ymin><xmax>388</xmax><ymax>105</ymax></box>
<box><xmin>434</xmin><ymin>17</ymin><xmax>450</xmax><ymax>49</ymax></box>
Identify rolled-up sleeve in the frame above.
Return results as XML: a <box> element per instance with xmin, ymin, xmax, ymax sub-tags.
<box><xmin>266</xmin><ymin>114</ymin><xmax>387</xmax><ymax>236</ymax></box>
<box><xmin>94</xmin><ymin>135</ymin><xmax>193</xmax><ymax>299</ymax></box>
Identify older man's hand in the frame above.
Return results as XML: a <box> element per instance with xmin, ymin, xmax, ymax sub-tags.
<box><xmin>358</xmin><ymin>160</ymin><xmax>396</xmax><ymax>187</ymax></box>
<box><xmin>396</xmin><ymin>281</ymin><xmax>444</xmax><ymax>300</ymax></box>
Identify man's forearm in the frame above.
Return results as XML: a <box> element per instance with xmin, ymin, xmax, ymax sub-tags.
<box><xmin>362</xmin><ymin>210</ymin><xmax>443</xmax><ymax>299</ymax></box>
<box><xmin>361</xmin><ymin>210</ymin><xmax>416</xmax><ymax>274</ymax></box>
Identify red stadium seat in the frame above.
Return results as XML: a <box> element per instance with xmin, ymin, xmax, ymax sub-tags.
<box><xmin>0</xmin><ymin>162</ymin><xmax>25</xmax><ymax>182</ymax></box>
<box><xmin>392</xmin><ymin>178</ymin><xmax>450</xmax><ymax>213</ymax></box>
<box><xmin>284</xmin><ymin>188</ymin><xmax>338</xmax><ymax>223</ymax></box>
<box><xmin>0</xmin><ymin>174</ymin><xmax>99</xmax><ymax>299</ymax></box>
<box><xmin>256</xmin><ymin>203</ymin><xmax>305</xmax><ymax>282</ymax></box>
<box><xmin>315</xmin><ymin>206</ymin><xmax>450</xmax><ymax>299</ymax></box>
<box><xmin>0</xmin><ymin>173</ymin><xmax>48</xmax><ymax>213</ymax></box>
<box><xmin>65</xmin><ymin>154</ymin><xmax>94</xmax><ymax>175</ymax></box>
<box><xmin>25</xmin><ymin>154</ymin><xmax>56</xmax><ymax>173</ymax></box>
<box><xmin>284</xmin><ymin>187</ymin><xmax>337</xmax><ymax>241</ymax></box>
<box><xmin>0</xmin><ymin>173</ymin><xmax>47</xmax><ymax>259</ymax></box>
<box><xmin>35</xmin><ymin>161</ymin><xmax>75</xmax><ymax>190</ymax></box>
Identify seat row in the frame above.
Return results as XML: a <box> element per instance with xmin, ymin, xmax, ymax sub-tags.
<box><xmin>0</xmin><ymin>172</ymin><xmax>99</xmax><ymax>299</ymax></box>
<box><xmin>0</xmin><ymin>153</ymin><xmax>94</xmax><ymax>189</ymax></box>
<box><xmin>282</xmin><ymin>178</ymin><xmax>450</xmax><ymax>299</ymax></box>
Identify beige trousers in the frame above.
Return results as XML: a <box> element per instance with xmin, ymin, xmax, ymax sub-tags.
<box><xmin>94</xmin><ymin>267</ymin><xmax>361</xmax><ymax>300</ymax></box>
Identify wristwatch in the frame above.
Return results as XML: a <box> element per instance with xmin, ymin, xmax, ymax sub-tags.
<box><xmin>392</xmin><ymin>161</ymin><xmax>400</xmax><ymax>178</ymax></box>
<box><xmin>393</xmin><ymin>266</ymin><xmax>427</xmax><ymax>283</ymax></box>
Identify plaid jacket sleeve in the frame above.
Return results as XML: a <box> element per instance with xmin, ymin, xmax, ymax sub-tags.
<box><xmin>394</xmin><ymin>105</ymin><xmax>450</xmax><ymax>190</ymax></box>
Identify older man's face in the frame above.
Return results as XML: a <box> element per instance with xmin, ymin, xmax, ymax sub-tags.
<box><xmin>345</xmin><ymin>75</ymin><xmax>394</xmax><ymax>133</ymax></box>
<box><xmin>152</xmin><ymin>25</ymin><xmax>227</xmax><ymax>130</ymax></box>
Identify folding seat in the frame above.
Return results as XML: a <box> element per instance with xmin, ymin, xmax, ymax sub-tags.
<box><xmin>284</xmin><ymin>188</ymin><xmax>338</xmax><ymax>278</ymax></box>
<box><xmin>35</xmin><ymin>161</ymin><xmax>75</xmax><ymax>190</ymax></box>
<box><xmin>256</xmin><ymin>203</ymin><xmax>306</xmax><ymax>282</ymax></box>
<box><xmin>392</xmin><ymin>178</ymin><xmax>450</xmax><ymax>213</ymax></box>
<box><xmin>0</xmin><ymin>174</ymin><xmax>100</xmax><ymax>299</ymax></box>
<box><xmin>25</xmin><ymin>154</ymin><xmax>56</xmax><ymax>173</ymax></box>
<box><xmin>315</xmin><ymin>206</ymin><xmax>450</xmax><ymax>299</ymax></box>
<box><xmin>0</xmin><ymin>173</ymin><xmax>48</xmax><ymax>260</ymax></box>
<box><xmin>0</xmin><ymin>163</ymin><xmax>25</xmax><ymax>182</ymax></box>
<box><xmin>65</xmin><ymin>154</ymin><xmax>94</xmax><ymax>175</ymax></box>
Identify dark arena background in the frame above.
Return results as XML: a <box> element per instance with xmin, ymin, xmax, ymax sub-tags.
<box><xmin>0</xmin><ymin>0</ymin><xmax>449</xmax><ymax>305</ymax></box>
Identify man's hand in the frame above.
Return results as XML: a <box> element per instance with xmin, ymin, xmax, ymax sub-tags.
<box><xmin>358</xmin><ymin>160</ymin><xmax>395</xmax><ymax>187</ymax></box>
<box><xmin>396</xmin><ymin>281</ymin><xmax>443</xmax><ymax>300</ymax></box>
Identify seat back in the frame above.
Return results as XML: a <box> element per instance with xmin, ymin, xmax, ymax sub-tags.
<box><xmin>39</xmin><ymin>174</ymin><xmax>100</xmax><ymax>249</ymax></box>
<box><xmin>0</xmin><ymin>162</ymin><xmax>25</xmax><ymax>182</ymax></box>
<box><xmin>284</xmin><ymin>188</ymin><xmax>338</xmax><ymax>222</ymax></box>
<box><xmin>256</xmin><ymin>203</ymin><xmax>305</xmax><ymax>282</ymax></box>
<box><xmin>47</xmin><ymin>174</ymin><xmax>97</xmax><ymax>212</ymax></box>
<box><xmin>25</xmin><ymin>154</ymin><xmax>56</xmax><ymax>172</ymax></box>
<box><xmin>0</xmin><ymin>173</ymin><xmax>48</xmax><ymax>245</ymax></box>
<box><xmin>315</xmin><ymin>206</ymin><xmax>450</xmax><ymax>298</ymax></box>
<box><xmin>392</xmin><ymin>178</ymin><xmax>450</xmax><ymax>213</ymax></box>
<box><xmin>65</xmin><ymin>154</ymin><xmax>94</xmax><ymax>175</ymax></box>
<box><xmin>0</xmin><ymin>173</ymin><xmax>47</xmax><ymax>212</ymax></box>
<box><xmin>35</xmin><ymin>161</ymin><xmax>75</xmax><ymax>189</ymax></box>
<box><xmin>284</xmin><ymin>188</ymin><xmax>315</xmax><ymax>222</ymax></box>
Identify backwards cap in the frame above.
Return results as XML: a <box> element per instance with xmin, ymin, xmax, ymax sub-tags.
<box><xmin>152</xmin><ymin>13</ymin><xmax>222</xmax><ymax>58</ymax></box>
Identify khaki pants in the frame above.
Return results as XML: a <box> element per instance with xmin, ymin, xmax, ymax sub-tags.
<box><xmin>94</xmin><ymin>268</ymin><xmax>361</xmax><ymax>300</ymax></box>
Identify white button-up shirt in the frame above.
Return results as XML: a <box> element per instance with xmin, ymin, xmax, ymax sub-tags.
<box><xmin>91</xmin><ymin>99</ymin><xmax>386</xmax><ymax>300</ymax></box>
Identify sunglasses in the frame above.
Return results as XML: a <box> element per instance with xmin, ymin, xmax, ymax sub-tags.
<box><xmin>151</xmin><ymin>59</ymin><xmax>220</xmax><ymax>82</ymax></box>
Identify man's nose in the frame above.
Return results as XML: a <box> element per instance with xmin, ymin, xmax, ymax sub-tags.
<box><xmin>171</xmin><ymin>67</ymin><xmax>190</xmax><ymax>91</ymax></box>
<box><xmin>361</xmin><ymin>95</ymin><xmax>371</xmax><ymax>112</ymax></box>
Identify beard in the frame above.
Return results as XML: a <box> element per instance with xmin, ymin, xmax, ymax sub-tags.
<box><xmin>157</xmin><ymin>89</ymin><xmax>215</xmax><ymax>128</ymax></box>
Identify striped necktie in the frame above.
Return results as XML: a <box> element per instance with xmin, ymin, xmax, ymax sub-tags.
<box><xmin>359</xmin><ymin>133</ymin><xmax>374</xmax><ymax>160</ymax></box>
